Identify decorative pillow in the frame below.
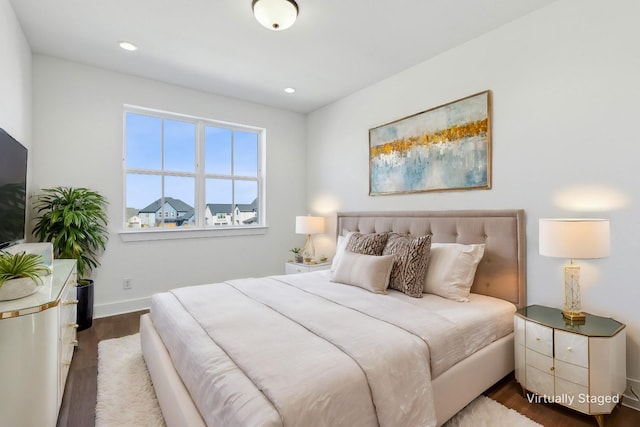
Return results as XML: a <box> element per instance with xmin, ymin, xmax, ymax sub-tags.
<box><xmin>423</xmin><ymin>243</ymin><xmax>486</xmax><ymax>302</ymax></box>
<box><xmin>331</xmin><ymin>231</ymin><xmax>355</xmax><ymax>271</ymax></box>
<box><xmin>382</xmin><ymin>233</ymin><xmax>432</xmax><ymax>298</ymax></box>
<box><xmin>346</xmin><ymin>232</ymin><xmax>388</xmax><ymax>256</ymax></box>
<box><xmin>330</xmin><ymin>251</ymin><xmax>395</xmax><ymax>294</ymax></box>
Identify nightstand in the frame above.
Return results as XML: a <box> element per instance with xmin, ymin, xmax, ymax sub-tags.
<box><xmin>285</xmin><ymin>262</ymin><xmax>331</xmax><ymax>274</ymax></box>
<box><xmin>514</xmin><ymin>305</ymin><xmax>626</xmax><ymax>427</ymax></box>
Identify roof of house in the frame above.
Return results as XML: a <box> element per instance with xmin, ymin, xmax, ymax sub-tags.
<box><xmin>138</xmin><ymin>197</ymin><xmax>194</xmax><ymax>214</ymax></box>
<box><xmin>206</xmin><ymin>198</ymin><xmax>258</xmax><ymax>215</ymax></box>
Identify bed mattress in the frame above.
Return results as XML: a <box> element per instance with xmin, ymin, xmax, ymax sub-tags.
<box><xmin>149</xmin><ymin>271</ymin><xmax>515</xmax><ymax>427</ymax></box>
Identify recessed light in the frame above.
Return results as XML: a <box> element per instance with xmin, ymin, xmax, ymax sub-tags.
<box><xmin>119</xmin><ymin>41</ymin><xmax>138</xmax><ymax>51</ymax></box>
<box><xmin>284</xmin><ymin>87</ymin><xmax>296</xmax><ymax>94</ymax></box>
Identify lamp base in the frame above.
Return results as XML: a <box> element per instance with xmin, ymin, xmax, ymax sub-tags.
<box><xmin>562</xmin><ymin>310</ymin><xmax>586</xmax><ymax>325</ymax></box>
<box><xmin>302</xmin><ymin>234</ymin><xmax>315</xmax><ymax>261</ymax></box>
<box><xmin>563</xmin><ymin>264</ymin><xmax>584</xmax><ymax>323</ymax></box>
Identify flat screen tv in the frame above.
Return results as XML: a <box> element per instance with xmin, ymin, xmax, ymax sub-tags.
<box><xmin>0</xmin><ymin>128</ymin><xmax>28</xmax><ymax>249</ymax></box>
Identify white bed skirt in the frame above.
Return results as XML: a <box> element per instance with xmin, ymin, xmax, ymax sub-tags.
<box><xmin>140</xmin><ymin>314</ymin><xmax>514</xmax><ymax>427</ymax></box>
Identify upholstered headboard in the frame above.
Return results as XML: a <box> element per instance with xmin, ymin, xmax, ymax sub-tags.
<box><xmin>336</xmin><ymin>210</ymin><xmax>526</xmax><ymax>309</ymax></box>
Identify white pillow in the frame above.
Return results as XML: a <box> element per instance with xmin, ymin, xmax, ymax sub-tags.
<box><xmin>423</xmin><ymin>243</ymin><xmax>485</xmax><ymax>302</ymax></box>
<box><xmin>331</xmin><ymin>251</ymin><xmax>395</xmax><ymax>294</ymax></box>
<box><xmin>331</xmin><ymin>231</ymin><xmax>355</xmax><ymax>271</ymax></box>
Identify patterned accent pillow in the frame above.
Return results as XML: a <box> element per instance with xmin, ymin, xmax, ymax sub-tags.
<box><xmin>382</xmin><ymin>233</ymin><xmax>432</xmax><ymax>298</ymax></box>
<box><xmin>346</xmin><ymin>232</ymin><xmax>388</xmax><ymax>256</ymax></box>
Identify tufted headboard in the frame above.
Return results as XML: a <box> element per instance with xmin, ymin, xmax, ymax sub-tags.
<box><xmin>336</xmin><ymin>210</ymin><xmax>526</xmax><ymax>309</ymax></box>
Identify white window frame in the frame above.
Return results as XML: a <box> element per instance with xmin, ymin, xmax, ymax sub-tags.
<box><xmin>120</xmin><ymin>105</ymin><xmax>267</xmax><ymax>242</ymax></box>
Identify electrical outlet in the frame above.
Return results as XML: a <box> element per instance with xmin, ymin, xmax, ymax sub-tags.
<box><xmin>123</xmin><ymin>278</ymin><xmax>132</xmax><ymax>290</ymax></box>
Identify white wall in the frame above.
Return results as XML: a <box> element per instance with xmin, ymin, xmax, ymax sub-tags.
<box><xmin>31</xmin><ymin>55</ymin><xmax>307</xmax><ymax>316</ymax></box>
<box><xmin>307</xmin><ymin>0</ymin><xmax>640</xmax><ymax>381</ymax></box>
<box><xmin>0</xmin><ymin>0</ymin><xmax>32</xmax><ymax>169</ymax></box>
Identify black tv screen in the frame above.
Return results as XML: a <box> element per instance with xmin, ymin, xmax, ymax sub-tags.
<box><xmin>0</xmin><ymin>128</ymin><xmax>28</xmax><ymax>249</ymax></box>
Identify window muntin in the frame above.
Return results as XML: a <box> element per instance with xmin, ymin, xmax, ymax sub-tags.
<box><xmin>124</xmin><ymin>108</ymin><xmax>263</xmax><ymax>231</ymax></box>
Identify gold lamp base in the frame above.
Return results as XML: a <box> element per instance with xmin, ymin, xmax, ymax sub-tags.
<box><xmin>562</xmin><ymin>263</ymin><xmax>585</xmax><ymax>325</ymax></box>
<box><xmin>562</xmin><ymin>310</ymin><xmax>586</xmax><ymax>325</ymax></box>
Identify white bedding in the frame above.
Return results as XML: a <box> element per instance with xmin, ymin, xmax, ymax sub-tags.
<box><xmin>150</xmin><ymin>271</ymin><xmax>515</xmax><ymax>427</ymax></box>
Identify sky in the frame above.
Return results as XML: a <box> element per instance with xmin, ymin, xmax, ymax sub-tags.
<box><xmin>125</xmin><ymin>113</ymin><xmax>258</xmax><ymax>210</ymax></box>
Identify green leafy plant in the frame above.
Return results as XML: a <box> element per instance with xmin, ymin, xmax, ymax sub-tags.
<box><xmin>0</xmin><ymin>251</ymin><xmax>50</xmax><ymax>287</ymax></box>
<box><xmin>290</xmin><ymin>248</ymin><xmax>302</xmax><ymax>254</ymax></box>
<box><xmin>32</xmin><ymin>187</ymin><xmax>109</xmax><ymax>281</ymax></box>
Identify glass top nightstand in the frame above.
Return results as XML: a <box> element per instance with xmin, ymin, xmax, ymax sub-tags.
<box><xmin>515</xmin><ymin>304</ymin><xmax>625</xmax><ymax>337</ymax></box>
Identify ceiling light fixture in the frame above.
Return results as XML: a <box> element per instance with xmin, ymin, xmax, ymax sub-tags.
<box><xmin>252</xmin><ymin>0</ymin><xmax>299</xmax><ymax>31</ymax></box>
<box><xmin>284</xmin><ymin>87</ymin><xmax>296</xmax><ymax>94</ymax></box>
<box><xmin>119</xmin><ymin>41</ymin><xmax>138</xmax><ymax>51</ymax></box>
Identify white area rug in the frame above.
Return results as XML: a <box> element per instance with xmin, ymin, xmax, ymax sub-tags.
<box><xmin>96</xmin><ymin>333</ymin><xmax>165</xmax><ymax>427</ymax></box>
<box><xmin>444</xmin><ymin>395</ymin><xmax>542</xmax><ymax>427</ymax></box>
<box><xmin>97</xmin><ymin>333</ymin><xmax>542</xmax><ymax>427</ymax></box>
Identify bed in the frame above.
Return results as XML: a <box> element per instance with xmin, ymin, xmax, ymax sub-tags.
<box><xmin>140</xmin><ymin>209</ymin><xmax>526</xmax><ymax>427</ymax></box>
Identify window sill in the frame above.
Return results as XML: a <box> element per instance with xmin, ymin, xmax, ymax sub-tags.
<box><xmin>119</xmin><ymin>226</ymin><xmax>268</xmax><ymax>242</ymax></box>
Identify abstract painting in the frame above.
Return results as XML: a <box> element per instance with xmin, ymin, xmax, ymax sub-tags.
<box><xmin>369</xmin><ymin>91</ymin><xmax>492</xmax><ymax>195</ymax></box>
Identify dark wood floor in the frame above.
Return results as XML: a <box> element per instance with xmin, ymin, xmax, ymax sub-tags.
<box><xmin>58</xmin><ymin>311</ymin><xmax>640</xmax><ymax>427</ymax></box>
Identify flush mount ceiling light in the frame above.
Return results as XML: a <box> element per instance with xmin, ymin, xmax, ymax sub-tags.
<box><xmin>252</xmin><ymin>0</ymin><xmax>299</xmax><ymax>31</ymax></box>
<box><xmin>284</xmin><ymin>87</ymin><xmax>296</xmax><ymax>93</ymax></box>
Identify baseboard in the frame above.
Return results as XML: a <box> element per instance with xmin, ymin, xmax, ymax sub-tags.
<box><xmin>623</xmin><ymin>378</ymin><xmax>640</xmax><ymax>411</ymax></box>
<box><xmin>94</xmin><ymin>297</ymin><xmax>151</xmax><ymax>319</ymax></box>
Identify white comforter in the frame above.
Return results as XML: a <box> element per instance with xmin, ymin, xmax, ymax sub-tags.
<box><xmin>150</xmin><ymin>271</ymin><xmax>514</xmax><ymax>427</ymax></box>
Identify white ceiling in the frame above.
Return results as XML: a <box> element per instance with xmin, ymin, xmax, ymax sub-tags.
<box><xmin>10</xmin><ymin>0</ymin><xmax>557</xmax><ymax>114</ymax></box>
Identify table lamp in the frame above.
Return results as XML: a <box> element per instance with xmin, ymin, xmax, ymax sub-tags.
<box><xmin>539</xmin><ymin>218</ymin><xmax>610</xmax><ymax>322</ymax></box>
<box><xmin>295</xmin><ymin>215</ymin><xmax>324</xmax><ymax>261</ymax></box>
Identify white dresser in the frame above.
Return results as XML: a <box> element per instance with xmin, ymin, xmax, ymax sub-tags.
<box><xmin>0</xmin><ymin>259</ymin><xmax>78</xmax><ymax>427</ymax></box>
<box><xmin>285</xmin><ymin>262</ymin><xmax>331</xmax><ymax>274</ymax></box>
<box><xmin>514</xmin><ymin>305</ymin><xmax>626</xmax><ymax>427</ymax></box>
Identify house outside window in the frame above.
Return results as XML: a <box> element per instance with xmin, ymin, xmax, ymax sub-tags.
<box><xmin>123</xmin><ymin>106</ymin><xmax>265</xmax><ymax>234</ymax></box>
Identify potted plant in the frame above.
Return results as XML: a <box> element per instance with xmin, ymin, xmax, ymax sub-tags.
<box><xmin>32</xmin><ymin>187</ymin><xmax>109</xmax><ymax>330</ymax></box>
<box><xmin>0</xmin><ymin>251</ymin><xmax>50</xmax><ymax>301</ymax></box>
<box><xmin>290</xmin><ymin>248</ymin><xmax>303</xmax><ymax>263</ymax></box>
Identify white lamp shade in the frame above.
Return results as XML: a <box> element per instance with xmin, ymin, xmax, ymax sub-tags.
<box><xmin>252</xmin><ymin>0</ymin><xmax>298</xmax><ymax>31</ymax></box>
<box><xmin>296</xmin><ymin>216</ymin><xmax>324</xmax><ymax>235</ymax></box>
<box><xmin>539</xmin><ymin>218</ymin><xmax>610</xmax><ymax>259</ymax></box>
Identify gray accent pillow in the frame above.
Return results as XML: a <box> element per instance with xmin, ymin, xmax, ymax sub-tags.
<box><xmin>331</xmin><ymin>251</ymin><xmax>395</xmax><ymax>294</ymax></box>
<box><xmin>382</xmin><ymin>233</ymin><xmax>432</xmax><ymax>298</ymax></box>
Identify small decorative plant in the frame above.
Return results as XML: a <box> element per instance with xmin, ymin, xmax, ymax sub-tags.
<box><xmin>290</xmin><ymin>248</ymin><xmax>303</xmax><ymax>263</ymax></box>
<box><xmin>0</xmin><ymin>251</ymin><xmax>50</xmax><ymax>287</ymax></box>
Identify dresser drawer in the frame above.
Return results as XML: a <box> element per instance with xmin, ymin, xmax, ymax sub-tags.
<box><xmin>60</xmin><ymin>326</ymin><xmax>75</xmax><ymax>377</ymax></box>
<box><xmin>555</xmin><ymin>330</ymin><xmax>588</xmax><ymax>368</ymax></box>
<box><xmin>58</xmin><ymin>268</ymin><xmax>78</xmax><ymax>406</ymax></box>
<box><xmin>526</xmin><ymin>365</ymin><xmax>554</xmax><ymax>397</ymax></box>
<box><xmin>526</xmin><ymin>347</ymin><xmax>554</xmax><ymax>373</ymax></box>
<box><xmin>555</xmin><ymin>377</ymin><xmax>589</xmax><ymax>414</ymax></box>
<box><xmin>285</xmin><ymin>263</ymin><xmax>308</xmax><ymax>274</ymax></box>
<box><xmin>59</xmin><ymin>284</ymin><xmax>78</xmax><ymax>340</ymax></box>
<box><xmin>525</xmin><ymin>321</ymin><xmax>553</xmax><ymax>357</ymax></box>
<box><xmin>555</xmin><ymin>359</ymin><xmax>588</xmax><ymax>386</ymax></box>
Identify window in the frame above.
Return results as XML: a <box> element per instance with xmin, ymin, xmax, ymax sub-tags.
<box><xmin>123</xmin><ymin>107</ymin><xmax>264</xmax><ymax>234</ymax></box>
